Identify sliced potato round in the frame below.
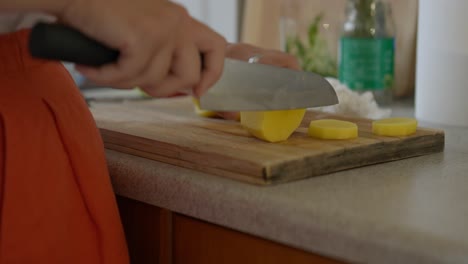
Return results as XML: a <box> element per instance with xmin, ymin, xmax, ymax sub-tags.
<box><xmin>192</xmin><ymin>98</ymin><xmax>218</xmax><ymax>117</ymax></box>
<box><xmin>308</xmin><ymin>119</ymin><xmax>358</xmax><ymax>140</ymax></box>
<box><xmin>372</xmin><ymin>117</ymin><xmax>417</xmax><ymax>137</ymax></box>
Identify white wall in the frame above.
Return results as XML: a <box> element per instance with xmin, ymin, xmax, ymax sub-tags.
<box><xmin>173</xmin><ymin>0</ymin><xmax>239</xmax><ymax>43</ymax></box>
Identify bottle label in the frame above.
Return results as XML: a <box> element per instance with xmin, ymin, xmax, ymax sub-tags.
<box><xmin>339</xmin><ymin>37</ymin><xmax>395</xmax><ymax>90</ymax></box>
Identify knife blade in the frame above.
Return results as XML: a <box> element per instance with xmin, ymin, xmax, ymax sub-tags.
<box><xmin>28</xmin><ymin>22</ymin><xmax>338</xmax><ymax>111</ymax></box>
<box><xmin>200</xmin><ymin>59</ymin><xmax>337</xmax><ymax>111</ymax></box>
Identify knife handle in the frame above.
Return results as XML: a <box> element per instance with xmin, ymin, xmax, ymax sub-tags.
<box><xmin>29</xmin><ymin>22</ymin><xmax>120</xmax><ymax>67</ymax></box>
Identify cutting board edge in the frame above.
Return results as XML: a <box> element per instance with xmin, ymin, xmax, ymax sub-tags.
<box><xmin>102</xmin><ymin>130</ymin><xmax>444</xmax><ymax>186</ymax></box>
<box><xmin>99</xmin><ymin>128</ymin><xmax>267</xmax><ymax>179</ymax></box>
<box><xmin>265</xmin><ymin>132</ymin><xmax>445</xmax><ymax>184</ymax></box>
<box><xmin>104</xmin><ymin>142</ymin><xmax>272</xmax><ymax>186</ymax></box>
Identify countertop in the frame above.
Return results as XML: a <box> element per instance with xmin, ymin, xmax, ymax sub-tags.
<box><xmin>94</xmin><ymin>95</ymin><xmax>468</xmax><ymax>264</ymax></box>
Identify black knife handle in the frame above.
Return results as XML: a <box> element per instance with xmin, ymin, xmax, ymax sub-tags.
<box><xmin>29</xmin><ymin>22</ymin><xmax>119</xmax><ymax>67</ymax></box>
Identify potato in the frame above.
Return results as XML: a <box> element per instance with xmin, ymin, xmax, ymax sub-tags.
<box><xmin>192</xmin><ymin>98</ymin><xmax>218</xmax><ymax>118</ymax></box>
<box><xmin>308</xmin><ymin>119</ymin><xmax>358</xmax><ymax>140</ymax></box>
<box><xmin>372</xmin><ymin>117</ymin><xmax>417</xmax><ymax>136</ymax></box>
<box><xmin>240</xmin><ymin>109</ymin><xmax>306</xmax><ymax>142</ymax></box>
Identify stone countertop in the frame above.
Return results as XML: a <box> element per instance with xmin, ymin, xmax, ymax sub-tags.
<box><xmin>103</xmin><ymin>100</ymin><xmax>468</xmax><ymax>264</ymax></box>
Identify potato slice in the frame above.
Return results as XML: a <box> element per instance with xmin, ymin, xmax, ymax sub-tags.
<box><xmin>308</xmin><ymin>119</ymin><xmax>358</xmax><ymax>140</ymax></box>
<box><xmin>240</xmin><ymin>109</ymin><xmax>306</xmax><ymax>143</ymax></box>
<box><xmin>192</xmin><ymin>98</ymin><xmax>218</xmax><ymax>117</ymax></box>
<box><xmin>372</xmin><ymin>117</ymin><xmax>417</xmax><ymax>136</ymax></box>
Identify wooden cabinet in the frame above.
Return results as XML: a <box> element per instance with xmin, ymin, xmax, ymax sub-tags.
<box><xmin>117</xmin><ymin>196</ymin><xmax>345</xmax><ymax>264</ymax></box>
<box><xmin>117</xmin><ymin>196</ymin><xmax>173</xmax><ymax>264</ymax></box>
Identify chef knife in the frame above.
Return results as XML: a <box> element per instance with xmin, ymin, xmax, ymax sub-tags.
<box><xmin>28</xmin><ymin>22</ymin><xmax>338</xmax><ymax>111</ymax></box>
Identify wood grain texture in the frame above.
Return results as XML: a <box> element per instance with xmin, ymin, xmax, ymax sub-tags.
<box><xmin>117</xmin><ymin>196</ymin><xmax>172</xmax><ymax>264</ymax></box>
<box><xmin>159</xmin><ymin>209</ymin><xmax>173</xmax><ymax>264</ymax></box>
<box><xmin>92</xmin><ymin>97</ymin><xmax>444</xmax><ymax>185</ymax></box>
<box><xmin>173</xmin><ymin>214</ymin><xmax>345</xmax><ymax>264</ymax></box>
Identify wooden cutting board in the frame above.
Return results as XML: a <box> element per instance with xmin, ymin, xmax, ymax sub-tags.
<box><xmin>90</xmin><ymin>97</ymin><xmax>444</xmax><ymax>185</ymax></box>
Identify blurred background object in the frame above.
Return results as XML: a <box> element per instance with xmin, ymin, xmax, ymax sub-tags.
<box><xmin>173</xmin><ymin>0</ymin><xmax>241</xmax><ymax>43</ymax></box>
<box><xmin>279</xmin><ymin>0</ymin><xmax>340</xmax><ymax>78</ymax></box>
<box><xmin>415</xmin><ymin>0</ymin><xmax>468</xmax><ymax>127</ymax></box>
<box><xmin>338</xmin><ymin>0</ymin><xmax>395</xmax><ymax>105</ymax></box>
<box><xmin>241</xmin><ymin>0</ymin><xmax>418</xmax><ymax>99</ymax></box>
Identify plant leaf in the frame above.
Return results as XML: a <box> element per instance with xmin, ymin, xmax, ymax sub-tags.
<box><xmin>294</xmin><ymin>36</ymin><xmax>306</xmax><ymax>58</ymax></box>
<box><xmin>308</xmin><ymin>13</ymin><xmax>323</xmax><ymax>47</ymax></box>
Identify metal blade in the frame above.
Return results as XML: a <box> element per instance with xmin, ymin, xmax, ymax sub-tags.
<box><xmin>199</xmin><ymin>59</ymin><xmax>338</xmax><ymax>111</ymax></box>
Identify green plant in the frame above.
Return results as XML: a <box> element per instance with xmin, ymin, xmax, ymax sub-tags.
<box><xmin>285</xmin><ymin>13</ymin><xmax>337</xmax><ymax>77</ymax></box>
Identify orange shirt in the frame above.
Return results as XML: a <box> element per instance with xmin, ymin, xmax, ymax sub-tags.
<box><xmin>0</xmin><ymin>29</ymin><xmax>129</xmax><ymax>264</ymax></box>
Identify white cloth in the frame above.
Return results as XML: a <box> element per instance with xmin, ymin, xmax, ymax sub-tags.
<box><xmin>0</xmin><ymin>13</ymin><xmax>54</xmax><ymax>34</ymax></box>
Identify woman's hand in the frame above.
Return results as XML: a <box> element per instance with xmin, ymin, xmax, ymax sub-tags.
<box><xmin>226</xmin><ymin>43</ymin><xmax>301</xmax><ymax>70</ymax></box>
<box><xmin>216</xmin><ymin>43</ymin><xmax>301</xmax><ymax>120</ymax></box>
<box><xmin>59</xmin><ymin>0</ymin><xmax>226</xmax><ymax>97</ymax></box>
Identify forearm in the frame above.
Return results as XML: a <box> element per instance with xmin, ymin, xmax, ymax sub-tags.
<box><xmin>0</xmin><ymin>0</ymin><xmax>68</xmax><ymax>14</ymax></box>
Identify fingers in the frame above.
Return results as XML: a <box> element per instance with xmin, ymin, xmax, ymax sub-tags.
<box><xmin>192</xmin><ymin>20</ymin><xmax>227</xmax><ymax>96</ymax></box>
<box><xmin>141</xmin><ymin>22</ymin><xmax>201</xmax><ymax>97</ymax></box>
<box><xmin>145</xmin><ymin>43</ymin><xmax>200</xmax><ymax>97</ymax></box>
<box><xmin>71</xmin><ymin>0</ymin><xmax>188</xmax><ymax>89</ymax></box>
<box><xmin>216</xmin><ymin>112</ymin><xmax>240</xmax><ymax>121</ymax></box>
<box><xmin>225</xmin><ymin>43</ymin><xmax>262</xmax><ymax>61</ymax></box>
<box><xmin>75</xmin><ymin>27</ymin><xmax>172</xmax><ymax>88</ymax></box>
<box><xmin>257</xmin><ymin>52</ymin><xmax>301</xmax><ymax>70</ymax></box>
<box><xmin>76</xmin><ymin>45</ymin><xmax>168</xmax><ymax>89</ymax></box>
<box><xmin>226</xmin><ymin>43</ymin><xmax>301</xmax><ymax>71</ymax></box>
<box><xmin>72</xmin><ymin>2</ymin><xmax>224</xmax><ymax>95</ymax></box>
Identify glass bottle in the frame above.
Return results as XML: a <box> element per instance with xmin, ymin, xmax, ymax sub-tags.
<box><xmin>338</xmin><ymin>0</ymin><xmax>395</xmax><ymax>105</ymax></box>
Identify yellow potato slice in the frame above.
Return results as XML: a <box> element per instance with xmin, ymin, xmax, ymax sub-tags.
<box><xmin>240</xmin><ymin>109</ymin><xmax>306</xmax><ymax>143</ymax></box>
<box><xmin>192</xmin><ymin>98</ymin><xmax>218</xmax><ymax>118</ymax></box>
<box><xmin>308</xmin><ymin>119</ymin><xmax>358</xmax><ymax>140</ymax></box>
<box><xmin>372</xmin><ymin>117</ymin><xmax>417</xmax><ymax>136</ymax></box>
<box><xmin>136</xmin><ymin>87</ymin><xmax>151</xmax><ymax>98</ymax></box>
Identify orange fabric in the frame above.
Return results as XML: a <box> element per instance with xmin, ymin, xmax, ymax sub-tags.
<box><xmin>0</xmin><ymin>30</ymin><xmax>129</xmax><ymax>263</ymax></box>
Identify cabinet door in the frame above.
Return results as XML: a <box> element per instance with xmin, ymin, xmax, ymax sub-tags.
<box><xmin>117</xmin><ymin>196</ymin><xmax>172</xmax><ymax>264</ymax></box>
<box><xmin>173</xmin><ymin>214</ymin><xmax>345</xmax><ymax>264</ymax></box>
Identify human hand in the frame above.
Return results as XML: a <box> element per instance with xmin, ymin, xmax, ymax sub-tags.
<box><xmin>216</xmin><ymin>43</ymin><xmax>301</xmax><ymax>120</ymax></box>
<box><xmin>59</xmin><ymin>0</ymin><xmax>226</xmax><ymax>97</ymax></box>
